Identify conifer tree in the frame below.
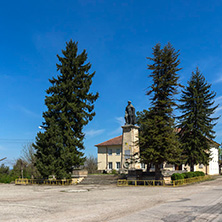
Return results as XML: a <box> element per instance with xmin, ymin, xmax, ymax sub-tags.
<box><xmin>137</xmin><ymin>43</ymin><xmax>182</xmax><ymax>179</ymax></box>
<box><xmin>177</xmin><ymin>67</ymin><xmax>219</xmax><ymax>171</ymax></box>
<box><xmin>34</xmin><ymin>40</ymin><xmax>99</xmax><ymax>178</ymax></box>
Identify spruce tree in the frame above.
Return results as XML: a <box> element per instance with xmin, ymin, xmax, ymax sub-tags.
<box><xmin>34</xmin><ymin>40</ymin><xmax>99</xmax><ymax>179</ymax></box>
<box><xmin>137</xmin><ymin>43</ymin><xmax>182</xmax><ymax>179</ymax></box>
<box><xmin>177</xmin><ymin>67</ymin><xmax>219</xmax><ymax>171</ymax></box>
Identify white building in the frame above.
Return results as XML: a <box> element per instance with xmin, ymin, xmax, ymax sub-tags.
<box><xmin>95</xmin><ymin>135</ymin><xmax>220</xmax><ymax>175</ymax></box>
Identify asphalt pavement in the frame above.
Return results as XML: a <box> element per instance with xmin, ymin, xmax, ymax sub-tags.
<box><xmin>0</xmin><ymin>176</ymin><xmax>222</xmax><ymax>221</ymax></box>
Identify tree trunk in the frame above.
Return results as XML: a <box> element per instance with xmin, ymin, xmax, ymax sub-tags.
<box><xmin>155</xmin><ymin>163</ymin><xmax>161</xmax><ymax>180</ymax></box>
<box><xmin>190</xmin><ymin>163</ymin><xmax>194</xmax><ymax>172</ymax></box>
<box><xmin>146</xmin><ymin>163</ymin><xmax>151</xmax><ymax>173</ymax></box>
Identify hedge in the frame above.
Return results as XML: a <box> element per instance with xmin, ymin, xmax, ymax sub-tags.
<box><xmin>171</xmin><ymin>171</ymin><xmax>205</xmax><ymax>181</ymax></box>
<box><xmin>171</xmin><ymin>173</ymin><xmax>184</xmax><ymax>180</ymax></box>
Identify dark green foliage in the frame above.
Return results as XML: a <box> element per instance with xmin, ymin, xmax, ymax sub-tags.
<box><xmin>172</xmin><ymin>171</ymin><xmax>205</xmax><ymax>180</ymax></box>
<box><xmin>10</xmin><ymin>159</ymin><xmax>27</xmax><ymax>178</ymax></box>
<box><xmin>183</xmin><ymin>172</ymin><xmax>194</xmax><ymax>178</ymax></box>
<box><xmin>34</xmin><ymin>40</ymin><xmax>99</xmax><ymax>179</ymax></box>
<box><xmin>0</xmin><ymin>164</ymin><xmax>15</xmax><ymax>183</ymax></box>
<box><xmin>10</xmin><ymin>158</ymin><xmax>36</xmax><ymax>179</ymax></box>
<box><xmin>0</xmin><ymin>174</ymin><xmax>16</xmax><ymax>183</ymax></box>
<box><xmin>111</xmin><ymin>169</ymin><xmax>117</xmax><ymax>175</ymax></box>
<box><xmin>193</xmin><ymin>171</ymin><xmax>205</xmax><ymax>177</ymax></box>
<box><xmin>137</xmin><ymin>43</ymin><xmax>182</xmax><ymax>179</ymax></box>
<box><xmin>177</xmin><ymin>68</ymin><xmax>219</xmax><ymax>171</ymax></box>
<box><xmin>0</xmin><ymin>164</ymin><xmax>9</xmax><ymax>175</ymax></box>
<box><xmin>171</xmin><ymin>173</ymin><xmax>184</xmax><ymax>180</ymax></box>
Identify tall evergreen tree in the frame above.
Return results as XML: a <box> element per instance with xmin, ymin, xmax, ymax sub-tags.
<box><xmin>34</xmin><ymin>40</ymin><xmax>99</xmax><ymax>178</ymax></box>
<box><xmin>177</xmin><ymin>67</ymin><xmax>219</xmax><ymax>171</ymax></box>
<box><xmin>137</xmin><ymin>43</ymin><xmax>182</xmax><ymax>179</ymax></box>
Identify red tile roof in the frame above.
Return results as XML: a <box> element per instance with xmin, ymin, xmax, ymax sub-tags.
<box><xmin>95</xmin><ymin>135</ymin><xmax>122</xmax><ymax>147</ymax></box>
<box><xmin>95</xmin><ymin>129</ymin><xmax>220</xmax><ymax>147</ymax></box>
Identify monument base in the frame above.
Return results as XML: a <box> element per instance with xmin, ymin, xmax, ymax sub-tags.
<box><xmin>121</xmin><ymin>125</ymin><xmax>140</xmax><ymax>170</ymax></box>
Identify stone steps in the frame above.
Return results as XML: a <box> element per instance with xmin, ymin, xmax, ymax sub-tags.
<box><xmin>80</xmin><ymin>174</ymin><xmax>119</xmax><ymax>185</ymax></box>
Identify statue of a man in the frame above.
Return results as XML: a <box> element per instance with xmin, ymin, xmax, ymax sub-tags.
<box><xmin>125</xmin><ymin>101</ymin><xmax>136</xmax><ymax>125</ymax></box>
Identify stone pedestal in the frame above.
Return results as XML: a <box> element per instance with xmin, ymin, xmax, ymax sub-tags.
<box><xmin>121</xmin><ymin>125</ymin><xmax>140</xmax><ymax>170</ymax></box>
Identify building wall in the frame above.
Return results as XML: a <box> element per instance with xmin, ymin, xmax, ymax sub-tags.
<box><xmin>97</xmin><ymin>145</ymin><xmax>122</xmax><ymax>171</ymax></box>
<box><xmin>193</xmin><ymin>164</ymin><xmax>207</xmax><ymax>174</ymax></box>
<box><xmin>97</xmin><ymin>140</ymin><xmax>219</xmax><ymax>174</ymax></box>
<box><xmin>97</xmin><ymin>146</ymin><xmax>107</xmax><ymax>171</ymax></box>
<box><xmin>163</xmin><ymin>163</ymin><xmax>175</xmax><ymax>171</ymax></box>
<box><xmin>209</xmin><ymin>146</ymin><xmax>219</xmax><ymax>175</ymax></box>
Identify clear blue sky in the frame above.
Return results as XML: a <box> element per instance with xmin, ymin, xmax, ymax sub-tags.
<box><xmin>1</xmin><ymin>0</ymin><xmax>222</xmax><ymax>165</ymax></box>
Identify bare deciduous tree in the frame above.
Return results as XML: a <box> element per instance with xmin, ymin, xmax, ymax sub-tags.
<box><xmin>20</xmin><ymin>143</ymin><xmax>40</xmax><ymax>178</ymax></box>
<box><xmin>84</xmin><ymin>155</ymin><xmax>97</xmax><ymax>174</ymax></box>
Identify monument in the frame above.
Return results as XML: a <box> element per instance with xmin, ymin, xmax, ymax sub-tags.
<box><xmin>121</xmin><ymin>101</ymin><xmax>140</xmax><ymax>171</ymax></box>
<box><xmin>124</xmin><ymin>101</ymin><xmax>136</xmax><ymax>125</ymax></box>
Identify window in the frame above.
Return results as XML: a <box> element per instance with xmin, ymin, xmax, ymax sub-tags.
<box><xmin>150</xmin><ymin>164</ymin><xmax>155</xmax><ymax>168</ymax></box>
<box><xmin>116</xmin><ymin>162</ymin><xmax>120</xmax><ymax>170</ymax></box>
<box><xmin>108</xmin><ymin>149</ymin><xmax>112</xmax><ymax>156</ymax></box>
<box><xmin>141</xmin><ymin>163</ymin><xmax>145</xmax><ymax>169</ymax></box>
<box><xmin>199</xmin><ymin>164</ymin><xmax>204</xmax><ymax>169</ymax></box>
<box><xmin>116</xmin><ymin>149</ymin><xmax>120</xmax><ymax>155</ymax></box>
<box><xmin>108</xmin><ymin>162</ymin><xmax>113</xmax><ymax>170</ymax></box>
<box><xmin>124</xmin><ymin>150</ymin><xmax>130</xmax><ymax>160</ymax></box>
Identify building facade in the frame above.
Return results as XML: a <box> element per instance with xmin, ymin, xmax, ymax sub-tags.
<box><xmin>95</xmin><ymin>135</ymin><xmax>220</xmax><ymax>175</ymax></box>
<box><xmin>96</xmin><ymin>135</ymin><xmax>122</xmax><ymax>171</ymax></box>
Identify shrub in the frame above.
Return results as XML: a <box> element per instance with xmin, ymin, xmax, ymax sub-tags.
<box><xmin>183</xmin><ymin>172</ymin><xmax>194</xmax><ymax>178</ymax></box>
<box><xmin>111</xmin><ymin>169</ymin><xmax>117</xmax><ymax>175</ymax></box>
<box><xmin>171</xmin><ymin>173</ymin><xmax>184</xmax><ymax>180</ymax></box>
<box><xmin>173</xmin><ymin>171</ymin><xmax>205</xmax><ymax>180</ymax></box>
<box><xmin>192</xmin><ymin>172</ymin><xmax>198</xmax><ymax>177</ymax></box>
<box><xmin>194</xmin><ymin>171</ymin><xmax>205</xmax><ymax>177</ymax></box>
<box><xmin>181</xmin><ymin>173</ymin><xmax>187</xmax><ymax>178</ymax></box>
<box><xmin>0</xmin><ymin>175</ymin><xmax>16</xmax><ymax>184</ymax></box>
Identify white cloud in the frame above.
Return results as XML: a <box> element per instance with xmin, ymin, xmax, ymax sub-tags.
<box><xmin>215</xmin><ymin>106</ymin><xmax>222</xmax><ymax>113</ymax></box>
<box><xmin>10</xmin><ymin>105</ymin><xmax>39</xmax><ymax>118</ymax></box>
<box><xmin>215</xmin><ymin>96</ymin><xmax>222</xmax><ymax>103</ymax></box>
<box><xmin>19</xmin><ymin>106</ymin><xmax>39</xmax><ymax>118</ymax></box>
<box><xmin>109</xmin><ymin>116</ymin><xmax>125</xmax><ymax>136</ymax></box>
<box><xmin>109</xmin><ymin>127</ymin><xmax>122</xmax><ymax>136</ymax></box>
<box><xmin>115</xmin><ymin>117</ymin><xmax>125</xmax><ymax>126</ymax></box>
<box><xmin>213</xmin><ymin>76</ymin><xmax>222</xmax><ymax>84</ymax></box>
<box><xmin>85</xmin><ymin>129</ymin><xmax>105</xmax><ymax>138</ymax></box>
<box><xmin>215</xmin><ymin>129</ymin><xmax>222</xmax><ymax>137</ymax></box>
<box><xmin>212</xmin><ymin>96</ymin><xmax>222</xmax><ymax>116</ymax></box>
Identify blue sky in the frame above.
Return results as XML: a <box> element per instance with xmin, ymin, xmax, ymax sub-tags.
<box><xmin>1</xmin><ymin>0</ymin><xmax>222</xmax><ymax>165</ymax></box>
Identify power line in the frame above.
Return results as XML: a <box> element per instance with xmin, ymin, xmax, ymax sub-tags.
<box><xmin>0</xmin><ymin>139</ymin><xmax>34</xmax><ymax>144</ymax></box>
<box><xmin>0</xmin><ymin>139</ymin><xmax>34</xmax><ymax>140</ymax></box>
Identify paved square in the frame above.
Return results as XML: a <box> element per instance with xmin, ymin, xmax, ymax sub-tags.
<box><xmin>0</xmin><ymin>177</ymin><xmax>222</xmax><ymax>221</ymax></box>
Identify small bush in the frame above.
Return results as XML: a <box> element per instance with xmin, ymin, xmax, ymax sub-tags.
<box><xmin>171</xmin><ymin>173</ymin><xmax>184</xmax><ymax>181</ymax></box>
<box><xmin>194</xmin><ymin>171</ymin><xmax>205</xmax><ymax>177</ymax></box>
<box><xmin>181</xmin><ymin>173</ymin><xmax>186</xmax><ymax>178</ymax></box>
<box><xmin>111</xmin><ymin>169</ymin><xmax>117</xmax><ymax>175</ymax></box>
<box><xmin>0</xmin><ymin>175</ymin><xmax>16</xmax><ymax>183</ymax></box>
<box><xmin>192</xmin><ymin>172</ymin><xmax>198</xmax><ymax>177</ymax></box>
<box><xmin>172</xmin><ymin>171</ymin><xmax>205</xmax><ymax>180</ymax></box>
<box><xmin>183</xmin><ymin>172</ymin><xmax>194</xmax><ymax>178</ymax></box>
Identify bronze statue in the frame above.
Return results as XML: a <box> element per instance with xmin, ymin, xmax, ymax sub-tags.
<box><xmin>125</xmin><ymin>101</ymin><xmax>135</xmax><ymax>125</ymax></box>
